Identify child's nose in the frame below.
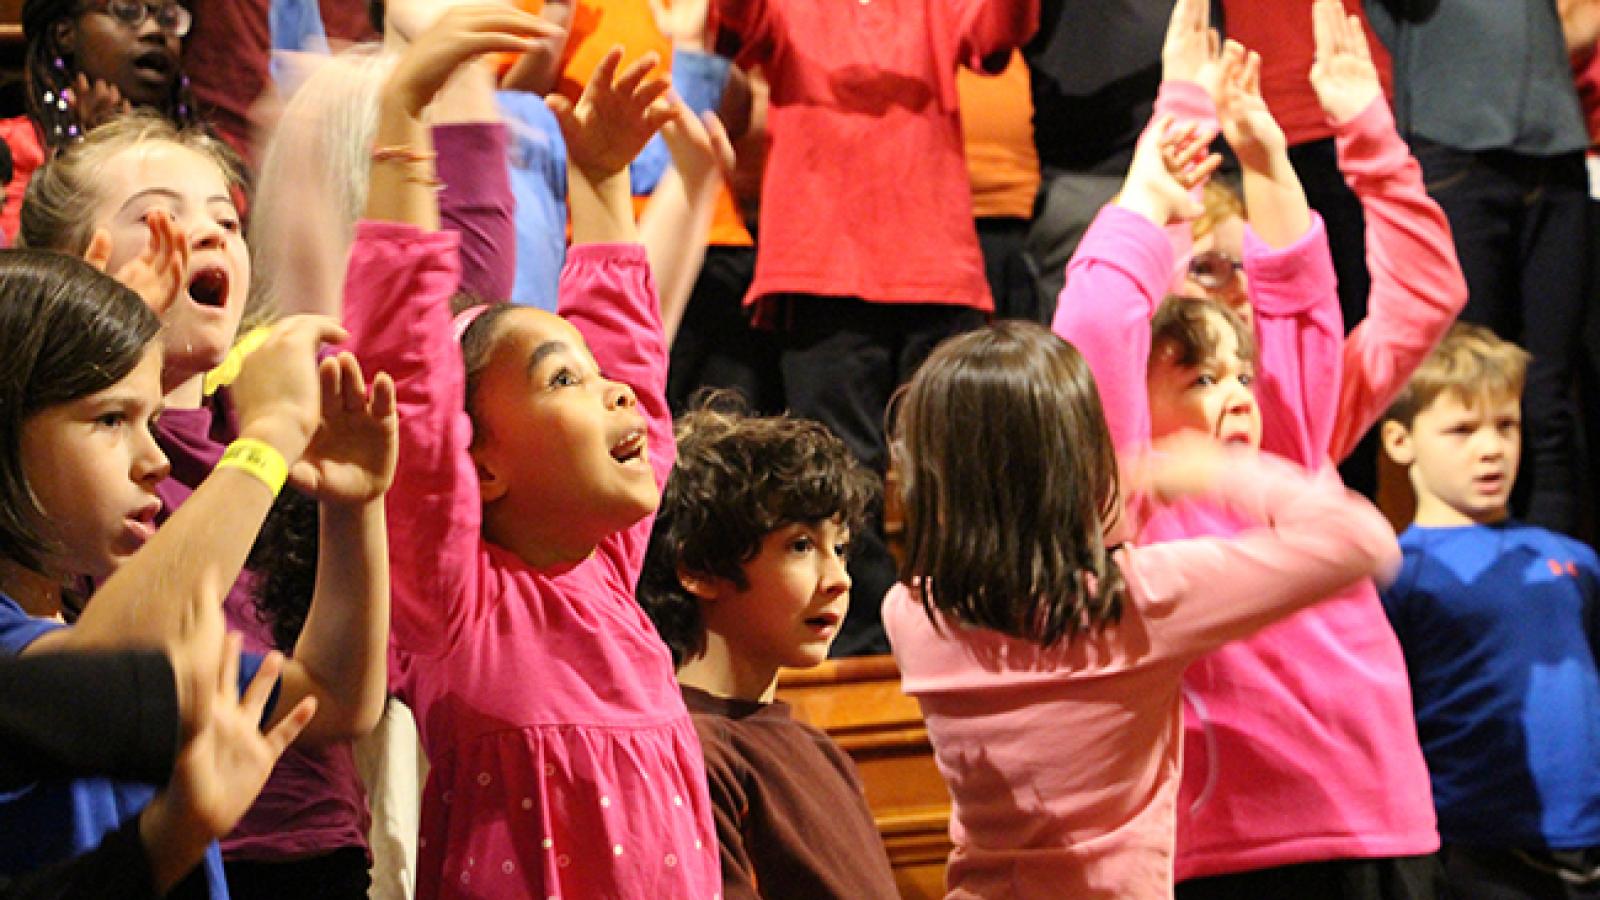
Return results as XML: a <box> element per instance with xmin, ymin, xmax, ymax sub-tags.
<box><xmin>607</xmin><ymin>380</ymin><xmax>637</xmax><ymax>410</ymax></box>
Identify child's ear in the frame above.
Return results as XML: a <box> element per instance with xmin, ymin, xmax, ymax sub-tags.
<box><xmin>470</xmin><ymin>446</ymin><xmax>509</xmax><ymax>504</ymax></box>
<box><xmin>676</xmin><ymin>566</ymin><xmax>721</xmax><ymax>602</ymax></box>
<box><xmin>1381</xmin><ymin>420</ymin><xmax>1415</xmax><ymax>467</ymax></box>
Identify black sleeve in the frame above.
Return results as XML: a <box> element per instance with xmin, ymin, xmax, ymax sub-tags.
<box><xmin>0</xmin><ymin>815</ymin><xmax>159</xmax><ymax>900</ymax></box>
<box><xmin>0</xmin><ymin>650</ymin><xmax>180</xmax><ymax>791</ymax></box>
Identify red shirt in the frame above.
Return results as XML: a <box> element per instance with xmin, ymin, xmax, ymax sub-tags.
<box><xmin>714</xmin><ymin>0</ymin><xmax>1037</xmax><ymax>312</ymax></box>
<box><xmin>183</xmin><ymin>0</ymin><xmax>271</xmax><ymax>159</ymax></box>
<box><xmin>1220</xmin><ymin>0</ymin><xmax>1393</xmax><ymax>146</ymax></box>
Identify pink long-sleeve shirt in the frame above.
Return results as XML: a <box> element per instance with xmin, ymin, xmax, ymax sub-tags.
<box><xmin>1053</xmin><ymin>90</ymin><xmax>1467</xmax><ymax>879</ymax></box>
<box><xmin>885</xmin><ymin>456</ymin><xmax>1400</xmax><ymax>899</ymax></box>
<box><xmin>341</xmin><ymin>223</ymin><xmax>719</xmax><ymax>899</ymax></box>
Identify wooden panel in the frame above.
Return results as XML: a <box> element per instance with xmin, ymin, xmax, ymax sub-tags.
<box><xmin>777</xmin><ymin>655</ymin><xmax>952</xmax><ymax>900</ymax></box>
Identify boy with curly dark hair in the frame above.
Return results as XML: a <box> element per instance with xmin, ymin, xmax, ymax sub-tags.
<box><xmin>638</xmin><ymin>400</ymin><xmax>898</xmax><ymax>899</ymax></box>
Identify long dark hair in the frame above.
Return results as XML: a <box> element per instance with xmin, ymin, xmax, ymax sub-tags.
<box><xmin>0</xmin><ymin>249</ymin><xmax>161</xmax><ymax>573</ymax></box>
<box><xmin>21</xmin><ymin>0</ymin><xmax>203</xmax><ymax>150</ymax></box>
<box><xmin>895</xmin><ymin>320</ymin><xmax>1126</xmax><ymax>647</ymax></box>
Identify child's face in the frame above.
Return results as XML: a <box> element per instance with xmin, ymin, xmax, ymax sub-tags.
<box><xmin>66</xmin><ymin>1</ymin><xmax>184</xmax><ymax>107</ymax></box>
<box><xmin>1392</xmin><ymin>391</ymin><xmax>1520</xmax><ymax>526</ymax></box>
<box><xmin>704</xmin><ymin>519</ymin><xmax>853</xmax><ymax>673</ymax></box>
<box><xmin>1146</xmin><ymin>308</ymin><xmax>1261</xmax><ymax>449</ymax></box>
<box><xmin>91</xmin><ymin>141</ymin><xmax>250</xmax><ymax>389</ymax></box>
<box><xmin>472</xmin><ymin>310</ymin><xmax>660</xmax><ymax>555</ymax></box>
<box><xmin>21</xmin><ymin>345</ymin><xmax>168</xmax><ymax>582</ymax></box>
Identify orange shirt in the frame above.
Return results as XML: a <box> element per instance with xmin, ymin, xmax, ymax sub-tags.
<box><xmin>958</xmin><ymin>51</ymin><xmax>1040</xmax><ymax>220</ymax></box>
<box><xmin>502</xmin><ymin>0</ymin><xmax>673</xmax><ymax>103</ymax></box>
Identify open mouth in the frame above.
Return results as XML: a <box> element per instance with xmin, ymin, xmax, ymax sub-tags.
<box><xmin>126</xmin><ymin>502</ymin><xmax>160</xmax><ymax>541</ymax></box>
<box><xmin>610</xmin><ymin>429</ymin><xmax>646</xmax><ymax>463</ymax></box>
<box><xmin>804</xmin><ymin>611</ymin><xmax>841</xmax><ymax>632</ymax></box>
<box><xmin>132</xmin><ymin>49</ymin><xmax>175</xmax><ymax>79</ymax></box>
<box><xmin>187</xmin><ymin>267</ymin><xmax>229</xmax><ymax>308</ymax></box>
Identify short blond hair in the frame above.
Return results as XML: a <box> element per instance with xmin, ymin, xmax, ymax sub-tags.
<box><xmin>1193</xmin><ymin>178</ymin><xmax>1245</xmax><ymax>243</ymax></box>
<box><xmin>1385</xmin><ymin>323</ymin><xmax>1530</xmax><ymax>428</ymax></box>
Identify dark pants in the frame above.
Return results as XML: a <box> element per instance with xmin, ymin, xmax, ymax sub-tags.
<box><xmin>977</xmin><ymin>216</ymin><xmax>1046</xmax><ymax>323</ymax></box>
<box><xmin>223</xmin><ymin>847</ymin><xmax>371</xmax><ymax>900</ymax></box>
<box><xmin>1409</xmin><ymin>140</ymin><xmax>1589</xmax><ymax>536</ymax></box>
<box><xmin>1023</xmin><ymin>169</ymin><xmax>1126</xmax><ymax>319</ymax></box>
<box><xmin>1177</xmin><ymin>854</ymin><xmax>1444</xmax><ymax>900</ymax></box>
<box><xmin>1291</xmin><ymin>137</ymin><xmax>1380</xmax><ymax>499</ymax></box>
<box><xmin>1440</xmin><ymin>845</ymin><xmax>1600</xmax><ymax>900</ymax></box>
<box><xmin>666</xmin><ymin>245</ymin><xmax>784</xmax><ymax>416</ymax></box>
<box><xmin>778</xmin><ymin>295</ymin><xmax>986</xmax><ymax>656</ymax></box>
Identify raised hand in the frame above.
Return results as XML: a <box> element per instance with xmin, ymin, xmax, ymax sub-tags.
<box><xmin>1161</xmin><ymin>0</ymin><xmax>1224</xmax><ymax>99</ymax></box>
<box><xmin>139</xmin><ymin>640</ymin><xmax>317</xmax><ymax>892</ymax></box>
<box><xmin>1309</xmin><ymin>0</ymin><xmax>1383</xmax><ymax>125</ymax></box>
<box><xmin>288</xmin><ymin>353</ymin><xmax>399</xmax><ymax>506</ymax></box>
<box><xmin>82</xmin><ymin>209</ymin><xmax>190</xmax><ymax>316</ymax></box>
<box><xmin>385</xmin><ymin>5</ymin><xmax>556</xmax><ymax>118</ymax></box>
<box><xmin>547</xmin><ymin>47</ymin><xmax>676</xmax><ymax>180</ymax></box>
<box><xmin>69</xmin><ymin>74</ymin><xmax>130</xmax><ymax>133</ymax></box>
<box><xmin>1216</xmin><ymin>42</ymin><xmax>1287</xmax><ymax>174</ymax></box>
<box><xmin>659</xmin><ymin>96</ymin><xmax>735</xmax><ymax>188</ymax></box>
<box><xmin>1119</xmin><ymin>114</ymin><xmax>1221</xmax><ymax>227</ymax></box>
<box><xmin>648</xmin><ymin>0</ymin><xmax>710</xmax><ymax>50</ymax></box>
<box><xmin>229</xmin><ymin>315</ymin><xmax>351</xmax><ymax>463</ymax></box>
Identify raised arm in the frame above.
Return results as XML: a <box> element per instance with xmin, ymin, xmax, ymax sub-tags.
<box><xmin>1052</xmin><ymin>112</ymin><xmax>1218</xmax><ymax>455</ymax></box>
<box><xmin>1319</xmin><ymin>1</ymin><xmax>1468</xmax><ymax>462</ymax></box>
<box><xmin>29</xmin><ymin>317</ymin><xmax>345</xmax><ymax>657</ymax></box>
<box><xmin>342</xmin><ymin>6</ymin><xmax>541</xmax><ymax>658</ymax></box>
<box><xmin>548</xmin><ymin>49</ymin><xmax>677</xmax><ymax>579</ymax></box>
<box><xmin>1126</xmin><ymin>440</ymin><xmax>1399</xmax><ymax>658</ymax></box>
<box><xmin>639</xmin><ymin>100</ymin><xmax>736</xmax><ymax>342</ymax></box>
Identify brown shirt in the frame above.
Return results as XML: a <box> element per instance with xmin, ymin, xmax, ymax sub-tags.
<box><xmin>683</xmin><ymin>686</ymin><xmax>899</xmax><ymax>900</ymax></box>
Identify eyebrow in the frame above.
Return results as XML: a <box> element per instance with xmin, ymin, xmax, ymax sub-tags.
<box><xmin>116</xmin><ymin>188</ymin><xmax>183</xmax><ymax>218</ymax></box>
<box><xmin>526</xmin><ymin>340</ymin><xmax>570</xmax><ymax>378</ymax></box>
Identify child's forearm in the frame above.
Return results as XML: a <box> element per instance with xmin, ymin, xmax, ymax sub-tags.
<box><xmin>28</xmin><ymin>467</ymin><xmax>281</xmax><ymax>656</ymax></box>
<box><xmin>570</xmin><ymin>166</ymin><xmax>639</xmax><ymax>246</ymax></box>
<box><xmin>367</xmin><ymin>92</ymin><xmax>442</xmax><ymax>232</ymax></box>
<box><xmin>277</xmin><ymin>500</ymin><xmax>390</xmax><ymax>744</ymax></box>
<box><xmin>1241</xmin><ymin>154</ymin><xmax>1313</xmax><ymax>249</ymax></box>
<box><xmin>640</xmin><ymin>168</ymin><xmax>720</xmax><ymax>342</ymax></box>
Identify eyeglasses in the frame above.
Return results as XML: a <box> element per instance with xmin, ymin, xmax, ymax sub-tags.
<box><xmin>89</xmin><ymin>0</ymin><xmax>193</xmax><ymax>38</ymax></box>
<box><xmin>1187</xmin><ymin>249</ymin><xmax>1243</xmax><ymax>290</ymax></box>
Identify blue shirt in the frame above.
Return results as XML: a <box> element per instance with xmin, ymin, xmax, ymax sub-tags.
<box><xmin>1382</xmin><ymin>522</ymin><xmax>1600</xmax><ymax>849</ymax></box>
<box><xmin>0</xmin><ymin>593</ymin><xmax>269</xmax><ymax>897</ymax></box>
<box><xmin>498</xmin><ymin>91</ymin><xmax>568</xmax><ymax>312</ymax></box>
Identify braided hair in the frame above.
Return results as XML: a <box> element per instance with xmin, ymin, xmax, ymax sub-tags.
<box><xmin>21</xmin><ymin>0</ymin><xmax>203</xmax><ymax>149</ymax></box>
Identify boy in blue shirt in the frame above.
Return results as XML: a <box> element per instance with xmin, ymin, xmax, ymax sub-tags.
<box><xmin>1380</xmin><ymin>323</ymin><xmax>1600</xmax><ymax>897</ymax></box>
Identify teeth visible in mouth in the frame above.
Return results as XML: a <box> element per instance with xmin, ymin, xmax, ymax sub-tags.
<box><xmin>610</xmin><ymin>430</ymin><xmax>644</xmax><ymax>461</ymax></box>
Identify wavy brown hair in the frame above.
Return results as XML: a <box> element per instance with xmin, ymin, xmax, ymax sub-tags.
<box><xmin>895</xmin><ymin>320</ymin><xmax>1125</xmax><ymax>646</ymax></box>
<box><xmin>638</xmin><ymin>395</ymin><xmax>879</xmax><ymax>666</ymax></box>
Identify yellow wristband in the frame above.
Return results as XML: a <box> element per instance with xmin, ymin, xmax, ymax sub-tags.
<box><xmin>216</xmin><ymin>438</ymin><xmax>288</xmax><ymax>496</ymax></box>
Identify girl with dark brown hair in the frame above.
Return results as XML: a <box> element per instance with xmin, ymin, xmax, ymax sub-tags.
<box><xmin>881</xmin><ymin>118</ymin><xmax>1401</xmax><ymax>899</ymax></box>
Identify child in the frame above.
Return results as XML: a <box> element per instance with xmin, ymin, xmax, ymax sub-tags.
<box><xmin>0</xmin><ymin>247</ymin><xmax>379</xmax><ymax>896</ymax></box>
<box><xmin>883</xmin><ymin>315</ymin><xmax>1399</xmax><ymax>898</ymax></box>
<box><xmin>1054</xmin><ymin>1</ymin><xmax>1469</xmax><ymax>893</ymax></box>
<box><xmin>335</xmin><ymin>8</ymin><xmax>720</xmax><ymax>896</ymax></box>
<box><xmin>18</xmin><ymin>108</ymin><xmax>397</xmax><ymax>897</ymax></box>
<box><xmin>709</xmin><ymin>0</ymin><xmax>1038</xmax><ymax>655</ymax></box>
<box><xmin>2</xmin><ymin>0</ymin><xmax>205</xmax><ymax>242</ymax></box>
<box><xmin>1380</xmin><ymin>324</ymin><xmax>1600</xmax><ymax>898</ymax></box>
<box><xmin>637</xmin><ymin>401</ymin><xmax>899</xmax><ymax>899</ymax></box>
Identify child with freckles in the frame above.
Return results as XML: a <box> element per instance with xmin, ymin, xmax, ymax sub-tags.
<box><xmin>1053</xmin><ymin>0</ymin><xmax>1469</xmax><ymax>894</ymax></box>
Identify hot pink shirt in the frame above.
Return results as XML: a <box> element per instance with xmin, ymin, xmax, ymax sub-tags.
<box><xmin>341</xmin><ymin>223</ymin><xmax>719</xmax><ymax>899</ymax></box>
<box><xmin>885</xmin><ymin>456</ymin><xmax>1400</xmax><ymax>899</ymax></box>
<box><xmin>1053</xmin><ymin>88</ymin><xmax>1467</xmax><ymax>878</ymax></box>
<box><xmin>712</xmin><ymin>0</ymin><xmax>1037</xmax><ymax>313</ymax></box>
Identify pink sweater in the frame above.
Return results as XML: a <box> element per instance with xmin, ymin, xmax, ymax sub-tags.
<box><xmin>885</xmin><ymin>456</ymin><xmax>1399</xmax><ymax>899</ymax></box>
<box><xmin>341</xmin><ymin>223</ymin><xmax>719</xmax><ymax>899</ymax></box>
<box><xmin>1053</xmin><ymin>92</ymin><xmax>1467</xmax><ymax>878</ymax></box>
